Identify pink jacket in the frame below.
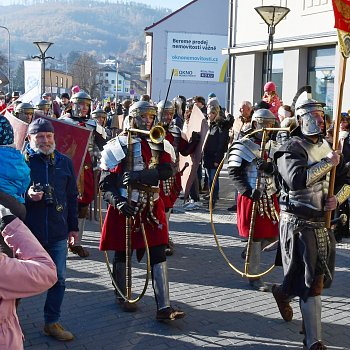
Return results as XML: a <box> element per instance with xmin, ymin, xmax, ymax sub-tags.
<box><xmin>0</xmin><ymin>218</ymin><xmax>57</xmax><ymax>350</ymax></box>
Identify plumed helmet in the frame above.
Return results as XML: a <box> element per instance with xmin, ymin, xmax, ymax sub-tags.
<box><xmin>251</xmin><ymin>108</ymin><xmax>276</xmax><ymax>129</ymax></box>
<box><xmin>35</xmin><ymin>99</ymin><xmax>50</xmax><ymax>110</ymax></box>
<box><xmin>295</xmin><ymin>97</ymin><xmax>325</xmax><ymax>136</ymax></box>
<box><xmin>15</xmin><ymin>102</ymin><xmax>34</xmax><ymax>115</ymax></box>
<box><xmin>264</xmin><ymin>81</ymin><xmax>276</xmax><ymax>92</ymax></box>
<box><xmin>70</xmin><ymin>91</ymin><xmax>92</xmax><ymax>105</ymax></box>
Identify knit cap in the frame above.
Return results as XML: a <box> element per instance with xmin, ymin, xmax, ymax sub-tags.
<box><xmin>0</xmin><ymin>116</ymin><xmax>14</xmax><ymax>145</ymax></box>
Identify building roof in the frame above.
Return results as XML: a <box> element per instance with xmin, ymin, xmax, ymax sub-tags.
<box><xmin>144</xmin><ymin>0</ymin><xmax>197</xmax><ymax>32</ymax></box>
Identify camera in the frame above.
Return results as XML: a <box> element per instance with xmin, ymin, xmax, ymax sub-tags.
<box><xmin>33</xmin><ymin>183</ymin><xmax>55</xmax><ymax>206</ymax></box>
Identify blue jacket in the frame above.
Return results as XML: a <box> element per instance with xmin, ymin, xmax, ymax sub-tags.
<box><xmin>0</xmin><ymin>146</ymin><xmax>30</xmax><ymax>203</ymax></box>
<box><xmin>24</xmin><ymin>146</ymin><xmax>79</xmax><ymax>245</ymax></box>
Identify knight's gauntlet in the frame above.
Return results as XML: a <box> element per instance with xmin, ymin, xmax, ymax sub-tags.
<box><xmin>306</xmin><ymin>158</ymin><xmax>333</xmax><ymax>187</ymax></box>
<box><xmin>336</xmin><ymin>184</ymin><xmax>350</xmax><ymax>206</ymax></box>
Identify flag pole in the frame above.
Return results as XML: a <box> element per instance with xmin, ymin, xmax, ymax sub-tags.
<box><xmin>325</xmin><ymin>28</ymin><xmax>349</xmax><ymax>228</ymax></box>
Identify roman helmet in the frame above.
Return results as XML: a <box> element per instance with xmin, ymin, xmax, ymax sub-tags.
<box><xmin>251</xmin><ymin>108</ymin><xmax>276</xmax><ymax>129</ymax></box>
<box><xmin>70</xmin><ymin>91</ymin><xmax>92</xmax><ymax>119</ymax></box>
<box><xmin>128</xmin><ymin>100</ymin><xmax>157</xmax><ymax>131</ymax></box>
<box><xmin>295</xmin><ymin>97</ymin><xmax>325</xmax><ymax>136</ymax></box>
<box><xmin>91</xmin><ymin>108</ymin><xmax>107</xmax><ymax>127</ymax></box>
<box><xmin>157</xmin><ymin>100</ymin><xmax>175</xmax><ymax>128</ymax></box>
<box><xmin>35</xmin><ymin>99</ymin><xmax>50</xmax><ymax>113</ymax></box>
<box><xmin>15</xmin><ymin>102</ymin><xmax>34</xmax><ymax>123</ymax></box>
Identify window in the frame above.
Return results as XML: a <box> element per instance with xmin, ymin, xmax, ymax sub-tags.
<box><xmin>111</xmin><ymin>80</ymin><xmax>115</xmax><ymax>84</ymax></box>
<box><xmin>66</xmin><ymin>78</ymin><xmax>69</xmax><ymax>88</ymax></box>
<box><xmin>105</xmin><ymin>73</ymin><xmax>108</xmax><ymax>77</ymax></box>
<box><xmin>55</xmin><ymin>76</ymin><xmax>59</xmax><ymax>87</ymax></box>
<box><xmin>60</xmin><ymin>77</ymin><xmax>63</xmax><ymax>87</ymax></box>
<box><xmin>308</xmin><ymin>46</ymin><xmax>335</xmax><ymax>117</ymax></box>
<box><xmin>105</xmin><ymin>80</ymin><xmax>109</xmax><ymax>84</ymax></box>
<box><xmin>262</xmin><ymin>51</ymin><xmax>284</xmax><ymax>96</ymax></box>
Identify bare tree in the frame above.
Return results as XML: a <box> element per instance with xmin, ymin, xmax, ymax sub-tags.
<box><xmin>69</xmin><ymin>53</ymin><xmax>100</xmax><ymax>98</ymax></box>
<box><xmin>0</xmin><ymin>51</ymin><xmax>8</xmax><ymax>75</ymax></box>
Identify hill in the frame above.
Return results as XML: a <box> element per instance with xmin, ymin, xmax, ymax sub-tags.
<box><xmin>0</xmin><ymin>0</ymin><xmax>171</xmax><ymax>64</ymax></box>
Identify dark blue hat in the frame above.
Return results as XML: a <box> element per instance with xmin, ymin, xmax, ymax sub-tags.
<box><xmin>0</xmin><ymin>116</ymin><xmax>14</xmax><ymax>145</ymax></box>
<box><xmin>28</xmin><ymin>118</ymin><xmax>55</xmax><ymax>134</ymax></box>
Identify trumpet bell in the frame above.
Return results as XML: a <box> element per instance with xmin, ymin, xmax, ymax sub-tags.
<box><xmin>149</xmin><ymin>125</ymin><xmax>166</xmax><ymax>144</ymax></box>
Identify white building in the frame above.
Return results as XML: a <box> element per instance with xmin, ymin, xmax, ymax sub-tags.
<box><xmin>98</xmin><ymin>63</ymin><xmax>131</xmax><ymax>100</ymax></box>
<box><xmin>143</xmin><ymin>0</ymin><xmax>228</xmax><ymax>104</ymax></box>
<box><xmin>224</xmin><ymin>0</ymin><xmax>344</xmax><ymax>117</ymax></box>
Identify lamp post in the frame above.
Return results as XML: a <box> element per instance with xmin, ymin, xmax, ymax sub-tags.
<box><xmin>115</xmin><ymin>61</ymin><xmax>119</xmax><ymax>102</ymax></box>
<box><xmin>32</xmin><ymin>41</ymin><xmax>54</xmax><ymax>96</ymax></box>
<box><xmin>255</xmin><ymin>6</ymin><xmax>290</xmax><ymax>83</ymax></box>
<box><xmin>0</xmin><ymin>26</ymin><xmax>10</xmax><ymax>93</ymax></box>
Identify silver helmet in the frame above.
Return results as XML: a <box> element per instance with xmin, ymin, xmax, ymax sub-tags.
<box><xmin>129</xmin><ymin>101</ymin><xmax>157</xmax><ymax>130</ymax></box>
<box><xmin>70</xmin><ymin>91</ymin><xmax>91</xmax><ymax>118</ymax></box>
<box><xmin>35</xmin><ymin>99</ymin><xmax>50</xmax><ymax>111</ymax></box>
<box><xmin>251</xmin><ymin>108</ymin><xmax>276</xmax><ymax>129</ymax></box>
<box><xmin>15</xmin><ymin>102</ymin><xmax>34</xmax><ymax>123</ymax></box>
<box><xmin>91</xmin><ymin>108</ymin><xmax>107</xmax><ymax>126</ymax></box>
<box><xmin>295</xmin><ymin>98</ymin><xmax>325</xmax><ymax>136</ymax></box>
<box><xmin>157</xmin><ymin>100</ymin><xmax>175</xmax><ymax>127</ymax></box>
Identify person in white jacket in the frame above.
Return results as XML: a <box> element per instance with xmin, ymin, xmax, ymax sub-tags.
<box><xmin>0</xmin><ymin>204</ymin><xmax>57</xmax><ymax>350</ymax></box>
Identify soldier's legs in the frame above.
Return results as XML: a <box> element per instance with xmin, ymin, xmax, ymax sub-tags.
<box><xmin>300</xmin><ymin>275</ymin><xmax>326</xmax><ymax>350</ymax></box>
<box><xmin>248</xmin><ymin>241</ymin><xmax>269</xmax><ymax>292</ymax></box>
<box><xmin>150</xmin><ymin>245</ymin><xmax>185</xmax><ymax>321</ymax></box>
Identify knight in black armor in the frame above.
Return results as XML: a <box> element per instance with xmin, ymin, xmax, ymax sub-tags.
<box><xmin>273</xmin><ymin>92</ymin><xmax>350</xmax><ymax>350</ymax></box>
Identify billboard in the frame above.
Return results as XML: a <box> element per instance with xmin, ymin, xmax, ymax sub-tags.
<box><xmin>24</xmin><ymin>60</ymin><xmax>41</xmax><ymax>93</ymax></box>
<box><xmin>166</xmin><ymin>32</ymin><xmax>228</xmax><ymax>82</ymax></box>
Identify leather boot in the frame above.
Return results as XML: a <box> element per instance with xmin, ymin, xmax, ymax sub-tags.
<box><xmin>68</xmin><ymin>218</ymin><xmax>89</xmax><ymax>257</ymax></box>
<box><xmin>248</xmin><ymin>241</ymin><xmax>269</xmax><ymax>292</ymax></box>
<box><xmin>272</xmin><ymin>284</ymin><xmax>293</xmax><ymax>321</ymax></box>
<box><xmin>152</xmin><ymin>261</ymin><xmax>185</xmax><ymax>321</ymax></box>
<box><xmin>300</xmin><ymin>296</ymin><xmax>322</xmax><ymax>349</ymax></box>
<box><xmin>113</xmin><ymin>261</ymin><xmax>137</xmax><ymax>312</ymax></box>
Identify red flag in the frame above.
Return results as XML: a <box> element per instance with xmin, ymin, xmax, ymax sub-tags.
<box><xmin>332</xmin><ymin>0</ymin><xmax>350</xmax><ymax>32</ymax></box>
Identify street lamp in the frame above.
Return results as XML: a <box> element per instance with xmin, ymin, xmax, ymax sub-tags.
<box><xmin>32</xmin><ymin>41</ymin><xmax>54</xmax><ymax>95</ymax></box>
<box><xmin>255</xmin><ymin>6</ymin><xmax>290</xmax><ymax>83</ymax></box>
<box><xmin>0</xmin><ymin>26</ymin><xmax>10</xmax><ymax>93</ymax></box>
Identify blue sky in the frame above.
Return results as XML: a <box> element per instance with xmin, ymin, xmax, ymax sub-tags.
<box><xmin>1</xmin><ymin>0</ymin><xmax>191</xmax><ymax>11</ymax></box>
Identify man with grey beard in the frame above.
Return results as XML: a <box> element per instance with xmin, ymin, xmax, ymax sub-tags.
<box><xmin>23</xmin><ymin>118</ymin><xmax>79</xmax><ymax>342</ymax></box>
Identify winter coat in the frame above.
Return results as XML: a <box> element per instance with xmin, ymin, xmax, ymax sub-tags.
<box><xmin>203</xmin><ymin>120</ymin><xmax>228</xmax><ymax>169</ymax></box>
<box><xmin>0</xmin><ymin>218</ymin><xmax>57</xmax><ymax>350</ymax></box>
<box><xmin>24</xmin><ymin>146</ymin><xmax>79</xmax><ymax>245</ymax></box>
<box><xmin>0</xmin><ymin>146</ymin><xmax>30</xmax><ymax>204</ymax></box>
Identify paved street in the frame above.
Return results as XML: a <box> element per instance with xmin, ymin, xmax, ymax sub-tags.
<box><xmin>19</xmin><ymin>165</ymin><xmax>350</xmax><ymax>349</ymax></box>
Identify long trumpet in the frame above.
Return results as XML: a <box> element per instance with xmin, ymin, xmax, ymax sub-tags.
<box><xmin>210</xmin><ymin>126</ymin><xmax>290</xmax><ymax>278</ymax></box>
<box><xmin>128</xmin><ymin>125</ymin><xmax>166</xmax><ymax>144</ymax></box>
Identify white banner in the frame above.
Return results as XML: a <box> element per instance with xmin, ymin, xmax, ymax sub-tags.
<box><xmin>166</xmin><ymin>32</ymin><xmax>228</xmax><ymax>83</ymax></box>
<box><xmin>24</xmin><ymin>60</ymin><xmax>41</xmax><ymax>93</ymax></box>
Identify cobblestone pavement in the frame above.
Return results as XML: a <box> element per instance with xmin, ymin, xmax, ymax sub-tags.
<box><xmin>20</xmin><ymin>165</ymin><xmax>350</xmax><ymax>349</ymax></box>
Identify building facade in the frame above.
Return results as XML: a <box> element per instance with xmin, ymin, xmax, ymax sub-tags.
<box><xmin>98</xmin><ymin>63</ymin><xmax>132</xmax><ymax>100</ymax></box>
<box><xmin>224</xmin><ymin>0</ymin><xmax>344</xmax><ymax>117</ymax></box>
<box><xmin>143</xmin><ymin>0</ymin><xmax>229</xmax><ymax>104</ymax></box>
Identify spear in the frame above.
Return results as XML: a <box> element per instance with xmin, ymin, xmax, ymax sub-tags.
<box><xmin>326</xmin><ymin>0</ymin><xmax>350</xmax><ymax>228</ymax></box>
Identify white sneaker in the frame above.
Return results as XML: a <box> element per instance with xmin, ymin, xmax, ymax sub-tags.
<box><xmin>185</xmin><ymin>201</ymin><xmax>202</xmax><ymax>210</ymax></box>
<box><xmin>183</xmin><ymin>200</ymin><xmax>194</xmax><ymax>208</ymax></box>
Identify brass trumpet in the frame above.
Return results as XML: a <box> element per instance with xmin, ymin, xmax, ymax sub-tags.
<box><xmin>128</xmin><ymin>125</ymin><xmax>166</xmax><ymax>144</ymax></box>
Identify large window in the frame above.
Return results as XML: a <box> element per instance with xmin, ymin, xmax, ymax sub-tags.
<box><xmin>308</xmin><ymin>46</ymin><xmax>335</xmax><ymax>117</ymax></box>
<box><xmin>262</xmin><ymin>51</ymin><xmax>284</xmax><ymax>97</ymax></box>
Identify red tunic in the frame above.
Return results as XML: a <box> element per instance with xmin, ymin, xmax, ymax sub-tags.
<box><xmin>236</xmin><ymin>193</ymin><xmax>279</xmax><ymax>239</ymax></box>
<box><xmin>99</xmin><ymin>139</ymin><xmax>170</xmax><ymax>251</ymax></box>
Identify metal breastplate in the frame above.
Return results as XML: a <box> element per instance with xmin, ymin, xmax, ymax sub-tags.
<box><xmin>288</xmin><ymin>138</ymin><xmax>331</xmax><ymax>212</ymax></box>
